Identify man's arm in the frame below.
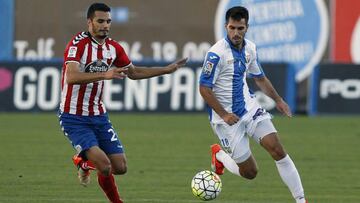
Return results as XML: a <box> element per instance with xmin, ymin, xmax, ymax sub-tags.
<box><xmin>199</xmin><ymin>85</ymin><xmax>239</xmax><ymax>125</ymax></box>
<box><xmin>253</xmin><ymin>76</ymin><xmax>292</xmax><ymax>117</ymax></box>
<box><xmin>126</xmin><ymin>58</ymin><xmax>187</xmax><ymax>80</ymax></box>
<box><xmin>65</xmin><ymin>62</ymin><xmax>127</xmax><ymax>84</ymax></box>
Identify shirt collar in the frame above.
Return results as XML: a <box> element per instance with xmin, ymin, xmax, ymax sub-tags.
<box><xmin>87</xmin><ymin>31</ymin><xmax>108</xmax><ymax>45</ymax></box>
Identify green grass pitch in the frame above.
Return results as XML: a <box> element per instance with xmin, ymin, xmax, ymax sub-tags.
<box><xmin>0</xmin><ymin>113</ymin><xmax>359</xmax><ymax>203</ymax></box>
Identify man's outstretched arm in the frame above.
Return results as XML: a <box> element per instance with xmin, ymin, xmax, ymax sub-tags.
<box><xmin>126</xmin><ymin>58</ymin><xmax>188</xmax><ymax>80</ymax></box>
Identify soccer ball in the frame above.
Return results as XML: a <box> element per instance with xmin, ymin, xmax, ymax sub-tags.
<box><xmin>191</xmin><ymin>170</ymin><xmax>222</xmax><ymax>201</ymax></box>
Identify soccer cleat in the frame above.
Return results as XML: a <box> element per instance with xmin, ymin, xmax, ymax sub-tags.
<box><xmin>78</xmin><ymin>167</ymin><xmax>91</xmax><ymax>187</ymax></box>
<box><xmin>210</xmin><ymin>144</ymin><xmax>225</xmax><ymax>175</ymax></box>
<box><xmin>72</xmin><ymin>155</ymin><xmax>96</xmax><ymax>187</ymax></box>
<box><xmin>72</xmin><ymin>155</ymin><xmax>96</xmax><ymax>170</ymax></box>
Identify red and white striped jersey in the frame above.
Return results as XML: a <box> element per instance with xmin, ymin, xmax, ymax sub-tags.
<box><xmin>59</xmin><ymin>31</ymin><xmax>131</xmax><ymax>116</ymax></box>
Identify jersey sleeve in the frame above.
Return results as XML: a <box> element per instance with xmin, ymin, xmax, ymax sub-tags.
<box><xmin>247</xmin><ymin>47</ymin><xmax>265</xmax><ymax>78</ymax></box>
<box><xmin>199</xmin><ymin>52</ymin><xmax>221</xmax><ymax>88</ymax></box>
<box><xmin>64</xmin><ymin>33</ymin><xmax>88</xmax><ymax>64</ymax></box>
<box><xmin>112</xmin><ymin>42</ymin><xmax>131</xmax><ymax>68</ymax></box>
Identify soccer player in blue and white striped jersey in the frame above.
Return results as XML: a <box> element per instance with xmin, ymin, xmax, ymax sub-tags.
<box><xmin>200</xmin><ymin>6</ymin><xmax>307</xmax><ymax>203</ymax></box>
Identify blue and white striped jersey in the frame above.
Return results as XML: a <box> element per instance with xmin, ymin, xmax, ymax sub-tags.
<box><xmin>200</xmin><ymin>37</ymin><xmax>265</xmax><ymax>124</ymax></box>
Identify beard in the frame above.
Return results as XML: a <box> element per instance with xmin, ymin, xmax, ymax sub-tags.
<box><xmin>97</xmin><ymin>30</ymin><xmax>109</xmax><ymax>39</ymax></box>
<box><xmin>231</xmin><ymin>38</ymin><xmax>242</xmax><ymax>47</ymax></box>
<box><xmin>92</xmin><ymin>27</ymin><xmax>108</xmax><ymax>39</ymax></box>
<box><xmin>97</xmin><ymin>33</ymin><xmax>108</xmax><ymax>39</ymax></box>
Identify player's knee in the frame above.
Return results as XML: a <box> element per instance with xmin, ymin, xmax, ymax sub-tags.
<box><xmin>111</xmin><ymin>158</ymin><xmax>127</xmax><ymax>175</ymax></box>
<box><xmin>98</xmin><ymin>164</ymin><xmax>112</xmax><ymax>176</ymax></box>
<box><xmin>240</xmin><ymin>168</ymin><xmax>258</xmax><ymax>180</ymax></box>
<box><xmin>268</xmin><ymin>145</ymin><xmax>286</xmax><ymax>160</ymax></box>
<box><xmin>112</xmin><ymin>165</ymin><xmax>127</xmax><ymax>175</ymax></box>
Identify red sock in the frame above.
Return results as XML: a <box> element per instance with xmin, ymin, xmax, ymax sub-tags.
<box><xmin>97</xmin><ymin>173</ymin><xmax>123</xmax><ymax>203</ymax></box>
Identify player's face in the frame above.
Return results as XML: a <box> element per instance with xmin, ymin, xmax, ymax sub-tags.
<box><xmin>88</xmin><ymin>11</ymin><xmax>112</xmax><ymax>39</ymax></box>
<box><xmin>225</xmin><ymin>18</ymin><xmax>248</xmax><ymax>48</ymax></box>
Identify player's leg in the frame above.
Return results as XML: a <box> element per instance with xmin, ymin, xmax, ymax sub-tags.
<box><xmin>254</xmin><ymin>119</ymin><xmax>306</xmax><ymax>203</ymax></box>
<box><xmin>85</xmin><ymin>146</ymin><xmax>113</xmax><ymax>176</ymax></box>
<box><xmin>84</xmin><ymin>147</ymin><xmax>123</xmax><ymax>203</ymax></box>
<box><xmin>211</xmin><ymin>122</ymin><xmax>258</xmax><ymax>179</ymax></box>
<box><xmin>236</xmin><ymin>155</ymin><xmax>258</xmax><ymax>179</ymax></box>
<box><xmin>59</xmin><ymin>112</ymin><xmax>99</xmax><ymax>186</ymax></box>
<box><xmin>212</xmin><ymin>144</ymin><xmax>258</xmax><ymax>179</ymax></box>
<box><xmin>108</xmin><ymin>153</ymin><xmax>127</xmax><ymax>175</ymax></box>
<box><xmin>94</xmin><ymin>113</ymin><xmax>126</xmax><ymax>203</ymax></box>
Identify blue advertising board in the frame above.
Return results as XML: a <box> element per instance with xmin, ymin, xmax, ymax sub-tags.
<box><xmin>0</xmin><ymin>0</ymin><xmax>14</xmax><ymax>60</ymax></box>
<box><xmin>215</xmin><ymin>0</ymin><xmax>329</xmax><ymax>82</ymax></box>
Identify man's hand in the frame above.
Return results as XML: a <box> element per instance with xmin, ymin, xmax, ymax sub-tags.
<box><xmin>222</xmin><ymin>113</ymin><xmax>240</xmax><ymax>126</ymax></box>
<box><xmin>104</xmin><ymin>67</ymin><xmax>129</xmax><ymax>80</ymax></box>
<box><xmin>276</xmin><ymin>98</ymin><xmax>292</xmax><ymax>118</ymax></box>
<box><xmin>166</xmin><ymin>58</ymin><xmax>188</xmax><ymax>73</ymax></box>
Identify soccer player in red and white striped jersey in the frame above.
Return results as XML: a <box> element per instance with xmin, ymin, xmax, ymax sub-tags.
<box><xmin>58</xmin><ymin>3</ymin><xmax>187</xmax><ymax>203</ymax></box>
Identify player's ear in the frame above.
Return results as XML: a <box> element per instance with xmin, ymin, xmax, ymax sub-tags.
<box><xmin>87</xmin><ymin>18</ymin><xmax>92</xmax><ymax>27</ymax></box>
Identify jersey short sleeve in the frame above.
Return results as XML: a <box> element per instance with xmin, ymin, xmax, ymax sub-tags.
<box><xmin>199</xmin><ymin>52</ymin><xmax>221</xmax><ymax>87</ymax></box>
<box><xmin>111</xmin><ymin>42</ymin><xmax>131</xmax><ymax>68</ymax></box>
<box><xmin>247</xmin><ymin>46</ymin><xmax>265</xmax><ymax>78</ymax></box>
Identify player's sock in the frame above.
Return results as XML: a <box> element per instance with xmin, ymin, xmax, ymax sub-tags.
<box><xmin>216</xmin><ymin>150</ymin><xmax>241</xmax><ymax>176</ymax></box>
<box><xmin>97</xmin><ymin>172</ymin><xmax>123</xmax><ymax>203</ymax></box>
<box><xmin>295</xmin><ymin>197</ymin><xmax>307</xmax><ymax>203</ymax></box>
<box><xmin>275</xmin><ymin>155</ymin><xmax>305</xmax><ymax>202</ymax></box>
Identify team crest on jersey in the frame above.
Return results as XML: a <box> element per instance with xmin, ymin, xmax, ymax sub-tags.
<box><xmin>105</xmin><ymin>50</ymin><xmax>112</xmax><ymax>59</ymax></box>
<box><xmin>67</xmin><ymin>46</ymin><xmax>77</xmax><ymax>58</ymax></box>
<box><xmin>85</xmin><ymin>60</ymin><xmax>109</xmax><ymax>73</ymax></box>
<box><xmin>202</xmin><ymin>61</ymin><xmax>214</xmax><ymax>75</ymax></box>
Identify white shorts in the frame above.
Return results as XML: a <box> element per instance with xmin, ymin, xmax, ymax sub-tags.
<box><xmin>211</xmin><ymin>108</ymin><xmax>277</xmax><ymax>163</ymax></box>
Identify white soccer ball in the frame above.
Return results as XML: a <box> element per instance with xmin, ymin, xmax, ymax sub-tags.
<box><xmin>191</xmin><ymin>170</ymin><xmax>222</xmax><ymax>201</ymax></box>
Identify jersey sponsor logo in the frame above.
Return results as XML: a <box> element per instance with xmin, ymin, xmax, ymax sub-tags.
<box><xmin>203</xmin><ymin>61</ymin><xmax>214</xmax><ymax>75</ymax></box>
<box><xmin>67</xmin><ymin>46</ymin><xmax>77</xmax><ymax>58</ymax></box>
<box><xmin>72</xmin><ymin>32</ymin><xmax>88</xmax><ymax>45</ymax></box>
<box><xmin>85</xmin><ymin>60</ymin><xmax>109</xmax><ymax>73</ymax></box>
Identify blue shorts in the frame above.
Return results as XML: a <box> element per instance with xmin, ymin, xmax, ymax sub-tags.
<box><xmin>58</xmin><ymin>112</ymin><xmax>124</xmax><ymax>156</ymax></box>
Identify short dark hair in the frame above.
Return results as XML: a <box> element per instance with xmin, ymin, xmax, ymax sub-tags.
<box><xmin>87</xmin><ymin>3</ymin><xmax>111</xmax><ymax>19</ymax></box>
<box><xmin>225</xmin><ymin>6</ymin><xmax>249</xmax><ymax>24</ymax></box>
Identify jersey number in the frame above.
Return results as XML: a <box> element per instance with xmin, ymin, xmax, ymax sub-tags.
<box><xmin>221</xmin><ymin>138</ymin><xmax>229</xmax><ymax>147</ymax></box>
<box><xmin>108</xmin><ymin>128</ymin><xmax>118</xmax><ymax>142</ymax></box>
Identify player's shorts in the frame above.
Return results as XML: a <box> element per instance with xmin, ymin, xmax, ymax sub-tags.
<box><xmin>211</xmin><ymin>108</ymin><xmax>277</xmax><ymax>163</ymax></box>
<box><xmin>58</xmin><ymin>111</ymin><xmax>124</xmax><ymax>156</ymax></box>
